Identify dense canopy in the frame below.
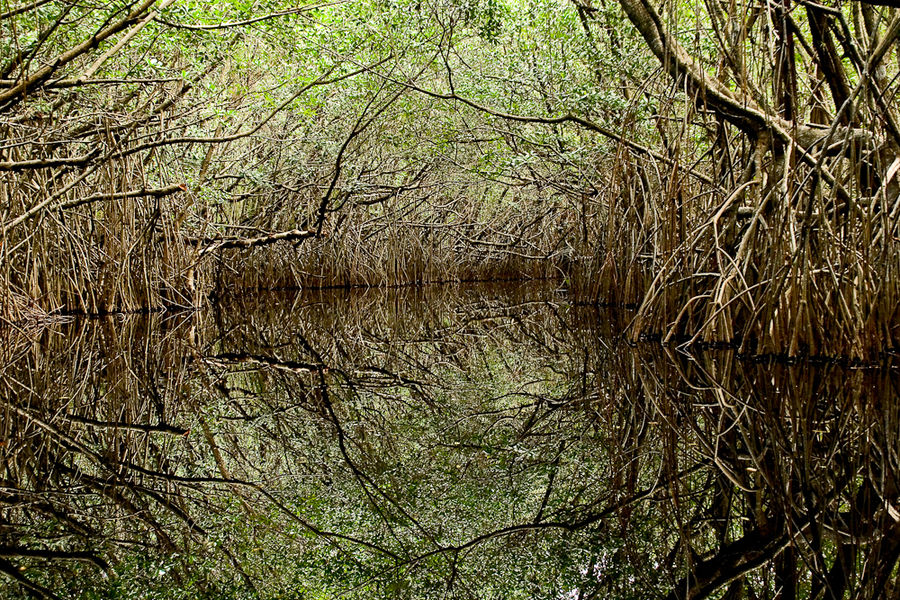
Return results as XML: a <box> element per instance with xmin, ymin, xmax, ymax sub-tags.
<box><xmin>2</xmin><ymin>1</ymin><xmax>900</xmax><ymax>595</ymax></box>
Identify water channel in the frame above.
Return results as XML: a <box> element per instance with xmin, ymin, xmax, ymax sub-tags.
<box><xmin>1</xmin><ymin>283</ymin><xmax>898</xmax><ymax>598</ymax></box>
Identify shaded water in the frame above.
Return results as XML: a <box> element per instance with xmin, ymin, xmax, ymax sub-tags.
<box><xmin>1</xmin><ymin>283</ymin><xmax>898</xmax><ymax>599</ymax></box>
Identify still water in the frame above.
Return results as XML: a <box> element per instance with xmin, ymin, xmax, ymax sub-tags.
<box><xmin>1</xmin><ymin>284</ymin><xmax>898</xmax><ymax>599</ymax></box>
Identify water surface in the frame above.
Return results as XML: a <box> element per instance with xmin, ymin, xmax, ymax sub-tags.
<box><xmin>1</xmin><ymin>284</ymin><xmax>898</xmax><ymax>599</ymax></box>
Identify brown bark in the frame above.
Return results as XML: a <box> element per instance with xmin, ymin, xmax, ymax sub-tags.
<box><xmin>0</xmin><ymin>0</ymin><xmax>167</xmax><ymax>110</ymax></box>
<box><xmin>198</xmin><ymin>229</ymin><xmax>316</xmax><ymax>255</ymax></box>
<box><xmin>615</xmin><ymin>0</ymin><xmax>872</xmax><ymax>153</ymax></box>
<box><xmin>806</xmin><ymin>6</ymin><xmax>853</xmax><ymax>124</ymax></box>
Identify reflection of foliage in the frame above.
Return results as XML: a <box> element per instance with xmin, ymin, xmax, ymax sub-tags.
<box><xmin>1</xmin><ymin>286</ymin><xmax>898</xmax><ymax>598</ymax></box>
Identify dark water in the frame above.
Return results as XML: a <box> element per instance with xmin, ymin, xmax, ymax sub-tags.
<box><xmin>1</xmin><ymin>283</ymin><xmax>898</xmax><ymax>599</ymax></box>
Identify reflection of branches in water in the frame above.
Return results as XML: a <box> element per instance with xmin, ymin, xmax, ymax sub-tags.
<box><xmin>1</xmin><ymin>315</ymin><xmax>205</xmax><ymax>596</ymax></box>
<box><xmin>1</xmin><ymin>285</ymin><xmax>898</xmax><ymax>598</ymax></box>
<box><xmin>630</xmin><ymin>348</ymin><xmax>900</xmax><ymax>599</ymax></box>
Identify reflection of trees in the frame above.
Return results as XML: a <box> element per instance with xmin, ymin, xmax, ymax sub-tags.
<box><xmin>632</xmin><ymin>353</ymin><xmax>900</xmax><ymax>599</ymax></box>
<box><xmin>0</xmin><ymin>315</ymin><xmax>213</xmax><ymax>599</ymax></box>
<box><xmin>1</xmin><ymin>286</ymin><xmax>898</xmax><ymax>598</ymax></box>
